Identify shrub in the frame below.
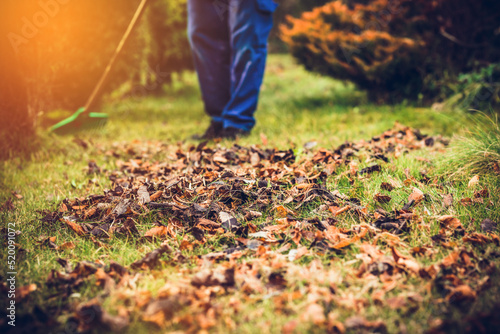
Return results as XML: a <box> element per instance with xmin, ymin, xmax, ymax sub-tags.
<box><xmin>281</xmin><ymin>0</ymin><xmax>500</xmax><ymax>103</ymax></box>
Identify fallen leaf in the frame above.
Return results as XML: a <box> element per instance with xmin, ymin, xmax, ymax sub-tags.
<box><xmin>344</xmin><ymin>316</ymin><xmax>386</xmax><ymax>333</ymax></box>
<box><xmin>442</xmin><ymin>194</ymin><xmax>453</xmax><ymax>207</ymax></box>
<box><xmin>380</xmin><ymin>182</ymin><xmax>394</xmax><ymax>192</ymax></box>
<box><xmin>481</xmin><ymin>219</ymin><xmax>497</xmax><ymax>233</ymax></box>
<box><xmin>137</xmin><ymin>185</ymin><xmax>151</xmax><ymax>204</ymax></box>
<box><xmin>191</xmin><ymin>267</ymin><xmax>235</xmax><ymax>287</ymax></box>
<box><xmin>219</xmin><ymin>212</ymin><xmax>240</xmax><ymax>231</ymax></box>
<box><xmin>409</xmin><ymin>187</ymin><xmax>424</xmax><ymax>203</ymax></box>
<box><xmin>59</xmin><ymin>242</ymin><xmax>76</xmax><ymax>250</ymax></box>
<box><xmin>329</xmin><ymin>205</ymin><xmax>350</xmax><ymax>216</ymax></box>
<box><xmin>61</xmin><ymin>219</ymin><xmax>85</xmax><ymax>236</ymax></box>
<box><xmin>446</xmin><ymin>285</ymin><xmax>476</xmax><ymax>303</ymax></box>
<box><xmin>438</xmin><ymin>215</ymin><xmax>464</xmax><ymax>231</ymax></box>
<box><xmin>130</xmin><ymin>242</ymin><xmax>172</xmax><ymax>270</ymax></box>
<box><xmin>144</xmin><ymin>226</ymin><xmax>170</xmax><ymax>239</ymax></box>
<box><xmin>468</xmin><ymin>175</ymin><xmax>480</xmax><ymax>188</ymax></box>
<box><xmin>301</xmin><ymin>303</ymin><xmax>326</xmax><ymax>325</ymax></box>
<box><xmin>16</xmin><ymin>284</ymin><xmax>37</xmax><ymax>301</ymax></box>
<box><xmin>149</xmin><ymin>190</ymin><xmax>163</xmax><ymax>201</ymax></box>
<box><xmin>374</xmin><ymin>193</ymin><xmax>392</xmax><ymax>204</ymax></box>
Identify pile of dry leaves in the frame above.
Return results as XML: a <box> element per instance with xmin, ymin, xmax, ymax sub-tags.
<box><xmin>26</xmin><ymin>124</ymin><xmax>499</xmax><ymax>333</ymax></box>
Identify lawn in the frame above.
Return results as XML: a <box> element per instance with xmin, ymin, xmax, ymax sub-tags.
<box><xmin>1</xmin><ymin>54</ymin><xmax>499</xmax><ymax>334</ymax></box>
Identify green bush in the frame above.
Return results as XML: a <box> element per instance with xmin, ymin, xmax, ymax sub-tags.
<box><xmin>281</xmin><ymin>0</ymin><xmax>500</xmax><ymax>103</ymax></box>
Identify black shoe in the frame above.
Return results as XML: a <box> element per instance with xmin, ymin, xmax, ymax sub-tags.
<box><xmin>191</xmin><ymin>121</ymin><xmax>223</xmax><ymax>140</ymax></box>
<box><xmin>220</xmin><ymin>127</ymin><xmax>250</xmax><ymax>140</ymax></box>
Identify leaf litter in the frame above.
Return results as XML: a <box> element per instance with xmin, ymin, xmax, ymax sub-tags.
<box><xmin>25</xmin><ymin>123</ymin><xmax>500</xmax><ymax>333</ymax></box>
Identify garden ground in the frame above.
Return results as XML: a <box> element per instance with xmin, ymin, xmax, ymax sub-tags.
<box><xmin>1</xmin><ymin>55</ymin><xmax>499</xmax><ymax>333</ymax></box>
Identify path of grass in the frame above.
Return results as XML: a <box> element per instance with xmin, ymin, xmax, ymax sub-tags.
<box><xmin>1</xmin><ymin>55</ymin><xmax>499</xmax><ymax>334</ymax></box>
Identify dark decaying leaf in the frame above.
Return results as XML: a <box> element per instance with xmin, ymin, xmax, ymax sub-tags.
<box><xmin>130</xmin><ymin>242</ymin><xmax>172</xmax><ymax>270</ymax></box>
<box><xmin>220</xmin><ymin>211</ymin><xmax>241</xmax><ymax>232</ymax></box>
<box><xmin>87</xmin><ymin>161</ymin><xmax>101</xmax><ymax>175</ymax></box>
<box><xmin>481</xmin><ymin>219</ymin><xmax>497</xmax><ymax>233</ymax></box>
<box><xmin>76</xmin><ymin>301</ymin><xmax>129</xmax><ymax>332</ymax></box>
<box><xmin>191</xmin><ymin>267</ymin><xmax>235</xmax><ymax>287</ymax></box>
<box><xmin>374</xmin><ymin>193</ymin><xmax>392</xmax><ymax>204</ymax></box>
<box><xmin>359</xmin><ymin>164</ymin><xmax>381</xmax><ymax>175</ymax></box>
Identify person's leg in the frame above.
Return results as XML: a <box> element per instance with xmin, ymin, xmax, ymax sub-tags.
<box><xmin>187</xmin><ymin>0</ymin><xmax>231</xmax><ymax>125</ymax></box>
<box><xmin>222</xmin><ymin>0</ymin><xmax>276</xmax><ymax>133</ymax></box>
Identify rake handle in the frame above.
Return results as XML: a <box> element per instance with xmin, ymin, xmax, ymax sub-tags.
<box><xmin>83</xmin><ymin>0</ymin><xmax>149</xmax><ymax>114</ymax></box>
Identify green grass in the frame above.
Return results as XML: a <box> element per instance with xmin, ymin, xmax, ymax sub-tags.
<box><xmin>437</xmin><ymin>113</ymin><xmax>500</xmax><ymax>178</ymax></box>
<box><xmin>1</xmin><ymin>54</ymin><xmax>499</xmax><ymax>333</ymax></box>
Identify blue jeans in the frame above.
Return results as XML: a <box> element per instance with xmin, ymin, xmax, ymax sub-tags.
<box><xmin>187</xmin><ymin>0</ymin><xmax>277</xmax><ymax>132</ymax></box>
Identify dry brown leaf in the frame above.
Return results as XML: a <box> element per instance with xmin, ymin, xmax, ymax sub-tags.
<box><xmin>468</xmin><ymin>175</ymin><xmax>480</xmax><ymax>188</ymax></box>
<box><xmin>149</xmin><ymin>190</ymin><xmax>163</xmax><ymax>201</ymax></box>
<box><xmin>409</xmin><ymin>187</ymin><xmax>424</xmax><ymax>203</ymax></box>
<box><xmin>59</xmin><ymin>242</ymin><xmax>76</xmax><ymax>250</ymax></box>
<box><xmin>329</xmin><ymin>205</ymin><xmax>350</xmax><ymax>216</ymax></box>
<box><xmin>137</xmin><ymin>185</ymin><xmax>151</xmax><ymax>204</ymax></box>
<box><xmin>446</xmin><ymin>285</ymin><xmax>476</xmax><ymax>303</ymax></box>
<box><xmin>442</xmin><ymin>194</ymin><xmax>453</xmax><ymax>207</ymax></box>
<box><xmin>61</xmin><ymin>219</ymin><xmax>85</xmax><ymax>236</ymax></box>
<box><xmin>438</xmin><ymin>215</ymin><xmax>463</xmax><ymax>231</ymax></box>
<box><xmin>380</xmin><ymin>182</ymin><xmax>394</xmax><ymax>192</ymax></box>
<box><xmin>301</xmin><ymin>303</ymin><xmax>326</xmax><ymax>325</ymax></box>
<box><xmin>275</xmin><ymin>205</ymin><xmax>295</xmax><ymax>218</ymax></box>
<box><xmin>144</xmin><ymin>226</ymin><xmax>170</xmax><ymax>238</ymax></box>
<box><xmin>441</xmin><ymin>251</ymin><xmax>459</xmax><ymax>267</ymax></box>
<box><xmin>16</xmin><ymin>284</ymin><xmax>37</xmax><ymax>301</ymax></box>
<box><xmin>374</xmin><ymin>193</ymin><xmax>392</xmax><ymax>204</ymax></box>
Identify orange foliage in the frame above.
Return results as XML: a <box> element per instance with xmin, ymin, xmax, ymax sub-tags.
<box><xmin>281</xmin><ymin>0</ymin><xmax>500</xmax><ymax>102</ymax></box>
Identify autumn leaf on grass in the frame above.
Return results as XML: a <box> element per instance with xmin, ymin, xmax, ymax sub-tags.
<box><xmin>481</xmin><ymin>219</ymin><xmax>497</xmax><ymax>233</ymax></box>
<box><xmin>59</xmin><ymin>242</ymin><xmax>76</xmax><ymax>251</ymax></box>
<box><xmin>130</xmin><ymin>242</ymin><xmax>172</xmax><ymax>270</ymax></box>
<box><xmin>441</xmin><ymin>251</ymin><xmax>460</xmax><ymax>267</ymax></box>
<box><xmin>409</xmin><ymin>187</ymin><xmax>424</xmax><ymax>203</ymax></box>
<box><xmin>462</xmin><ymin>232</ymin><xmax>497</xmax><ymax>245</ymax></box>
<box><xmin>391</xmin><ymin>247</ymin><xmax>420</xmax><ymax>274</ymax></box>
<box><xmin>144</xmin><ymin>225</ymin><xmax>171</xmax><ymax>239</ymax></box>
<box><xmin>16</xmin><ymin>284</ymin><xmax>37</xmax><ymax>302</ymax></box>
<box><xmin>191</xmin><ymin>267</ymin><xmax>235</xmax><ymax>288</ymax></box>
<box><xmin>446</xmin><ymin>285</ymin><xmax>477</xmax><ymax>304</ymax></box>
<box><xmin>403</xmin><ymin>187</ymin><xmax>424</xmax><ymax>210</ymax></box>
<box><xmin>61</xmin><ymin>218</ymin><xmax>86</xmax><ymax>236</ymax></box>
<box><xmin>438</xmin><ymin>215</ymin><xmax>464</xmax><ymax>232</ymax></box>
<box><xmin>468</xmin><ymin>175</ymin><xmax>480</xmax><ymax>188</ymax></box>
<box><xmin>76</xmin><ymin>301</ymin><xmax>129</xmax><ymax>332</ymax></box>
<box><xmin>442</xmin><ymin>194</ymin><xmax>453</xmax><ymax>207</ymax></box>
<box><xmin>149</xmin><ymin>190</ymin><xmax>163</xmax><ymax>201</ymax></box>
<box><xmin>374</xmin><ymin>193</ymin><xmax>391</xmax><ymax>204</ymax></box>
<box><xmin>137</xmin><ymin>185</ymin><xmax>151</xmax><ymax>204</ymax></box>
<box><xmin>196</xmin><ymin>218</ymin><xmax>221</xmax><ymax>231</ymax></box>
<box><xmin>328</xmin><ymin>205</ymin><xmax>350</xmax><ymax>216</ymax></box>
<box><xmin>219</xmin><ymin>212</ymin><xmax>240</xmax><ymax>232</ymax></box>
<box><xmin>344</xmin><ymin>316</ymin><xmax>387</xmax><ymax>333</ymax></box>
<box><xmin>301</xmin><ymin>304</ymin><xmax>326</xmax><ymax>325</ymax></box>
<box><xmin>331</xmin><ymin>236</ymin><xmax>358</xmax><ymax>250</ymax></box>
<box><xmin>380</xmin><ymin>182</ymin><xmax>394</xmax><ymax>192</ymax></box>
<box><xmin>142</xmin><ymin>297</ymin><xmax>183</xmax><ymax>328</ymax></box>
<box><xmin>274</xmin><ymin>205</ymin><xmax>296</xmax><ymax>218</ymax></box>
<box><xmin>11</xmin><ymin>191</ymin><xmax>23</xmax><ymax>199</ymax></box>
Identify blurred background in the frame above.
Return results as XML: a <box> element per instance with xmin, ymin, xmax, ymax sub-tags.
<box><xmin>1</xmin><ymin>0</ymin><xmax>499</xmax><ymax>158</ymax></box>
